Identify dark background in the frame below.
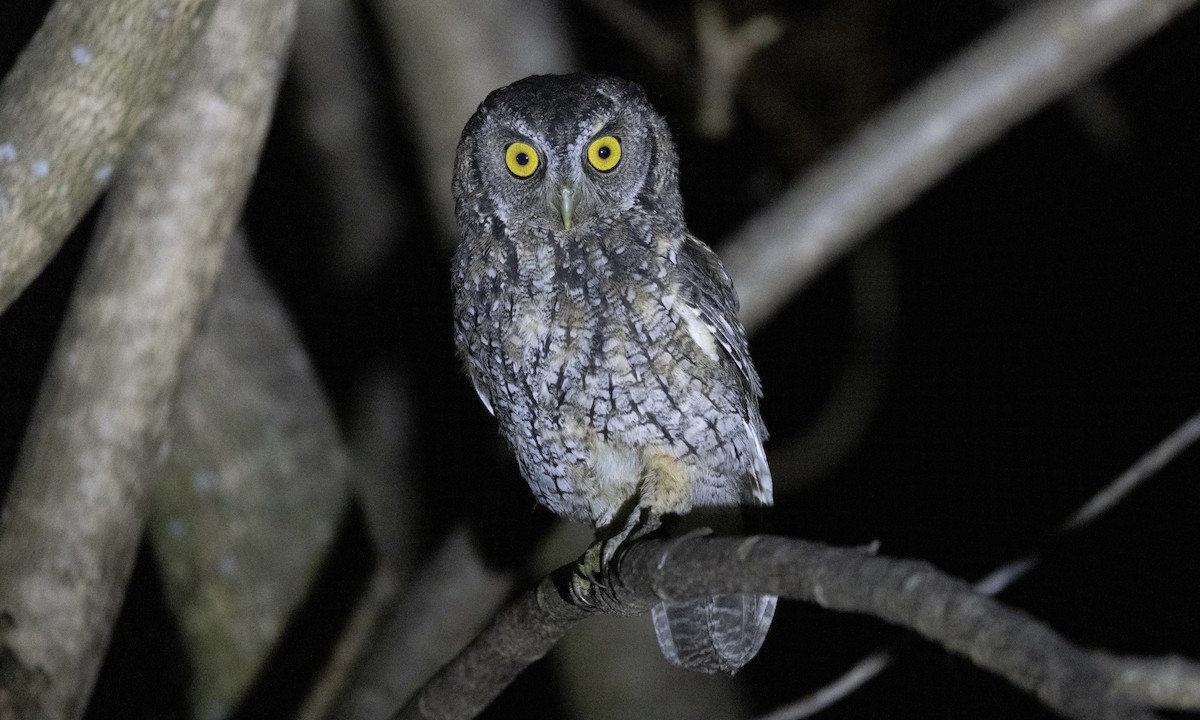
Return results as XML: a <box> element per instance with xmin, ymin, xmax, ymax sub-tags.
<box><xmin>1</xmin><ymin>1</ymin><xmax>1198</xmax><ymax>718</ymax></box>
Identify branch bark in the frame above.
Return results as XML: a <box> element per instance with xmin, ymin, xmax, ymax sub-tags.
<box><xmin>148</xmin><ymin>234</ymin><xmax>349</xmax><ymax>720</ymax></box>
<box><xmin>0</xmin><ymin>0</ymin><xmax>217</xmax><ymax>314</ymax></box>
<box><xmin>721</xmin><ymin>0</ymin><xmax>1198</xmax><ymax>332</ymax></box>
<box><xmin>0</xmin><ymin>1</ymin><xmax>295</xmax><ymax>716</ymax></box>
<box><xmin>393</xmin><ymin>535</ymin><xmax>1200</xmax><ymax>720</ymax></box>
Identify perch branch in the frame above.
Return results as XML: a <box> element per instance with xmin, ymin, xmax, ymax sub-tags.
<box><xmin>0</xmin><ymin>0</ymin><xmax>217</xmax><ymax>315</ymax></box>
<box><xmin>0</xmin><ymin>0</ymin><xmax>294</xmax><ymax>717</ymax></box>
<box><xmin>393</xmin><ymin>533</ymin><xmax>1200</xmax><ymax>720</ymax></box>
<box><xmin>721</xmin><ymin>0</ymin><xmax>1198</xmax><ymax>332</ymax></box>
<box><xmin>538</xmin><ymin>522</ymin><xmax>751</xmax><ymax>720</ymax></box>
<box><xmin>1096</xmin><ymin>654</ymin><xmax>1200</xmax><ymax>708</ymax></box>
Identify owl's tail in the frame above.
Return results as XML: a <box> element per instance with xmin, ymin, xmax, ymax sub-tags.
<box><xmin>651</xmin><ymin>592</ymin><xmax>777</xmax><ymax>674</ymax></box>
<box><xmin>640</xmin><ymin>426</ymin><xmax>776</xmax><ymax>674</ymax></box>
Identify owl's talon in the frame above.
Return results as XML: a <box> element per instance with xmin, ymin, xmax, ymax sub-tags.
<box><xmin>570</xmin><ymin>572</ymin><xmax>626</xmax><ymax>614</ymax></box>
<box><xmin>568</xmin><ymin>540</ymin><xmax>604</xmax><ymax>609</ymax></box>
<box><xmin>570</xmin><ymin>533</ymin><xmax>637</xmax><ymax>613</ymax></box>
<box><xmin>568</xmin><ymin>506</ymin><xmax>667</xmax><ymax>614</ymax></box>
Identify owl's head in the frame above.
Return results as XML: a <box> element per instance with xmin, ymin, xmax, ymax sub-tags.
<box><xmin>453</xmin><ymin>73</ymin><xmax>682</xmax><ymax>236</ymax></box>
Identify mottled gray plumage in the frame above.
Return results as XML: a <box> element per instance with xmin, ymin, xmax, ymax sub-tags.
<box><xmin>451</xmin><ymin>73</ymin><xmax>775</xmax><ymax>674</ymax></box>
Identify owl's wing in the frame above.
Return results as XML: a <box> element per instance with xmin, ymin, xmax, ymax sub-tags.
<box><xmin>467</xmin><ymin>365</ymin><xmax>495</xmax><ymax>416</ymax></box>
<box><xmin>676</xmin><ymin>234</ymin><xmax>764</xmax><ymax>410</ymax></box>
<box><xmin>675</xmin><ymin>233</ymin><xmax>772</xmax><ymax>505</ymax></box>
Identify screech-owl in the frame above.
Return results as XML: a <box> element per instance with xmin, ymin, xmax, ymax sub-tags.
<box><xmin>451</xmin><ymin>73</ymin><xmax>775</xmax><ymax>674</ymax></box>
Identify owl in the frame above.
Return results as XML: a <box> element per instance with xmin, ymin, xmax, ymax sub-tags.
<box><xmin>451</xmin><ymin>73</ymin><xmax>775</xmax><ymax>675</ymax></box>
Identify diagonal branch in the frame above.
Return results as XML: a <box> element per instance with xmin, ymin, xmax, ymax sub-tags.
<box><xmin>721</xmin><ymin>0</ymin><xmax>1198</xmax><ymax>332</ymax></box>
<box><xmin>392</xmin><ymin>534</ymin><xmax>1199</xmax><ymax>720</ymax></box>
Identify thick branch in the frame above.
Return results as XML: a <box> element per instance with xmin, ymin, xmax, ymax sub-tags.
<box><xmin>394</xmin><ymin>535</ymin><xmax>1199</xmax><ymax>720</ymax></box>
<box><xmin>148</xmin><ymin>234</ymin><xmax>349</xmax><ymax>720</ymax></box>
<box><xmin>0</xmin><ymin>1</ymin><xmax>295</xmax><ymax>717</ymax></box>
<box><xmin>721</xmin><ymin>0</ymin><xmax>1197</xmax><ymax>332</ymax></box>
<box><xmin>0</xmin><ymin>0</ymin><xmax>217</xmax><ymax>314</ymax></box>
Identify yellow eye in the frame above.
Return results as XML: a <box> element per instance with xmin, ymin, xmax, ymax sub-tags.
<box><xmin>587</xmin><ymin>135</ymin><xmax>621</xmax><ymax>172</ymax></box>
<box><xmin>505</xmin><ymin>142</ymin><xmax>539</xmax><ymax>178</ymax></box>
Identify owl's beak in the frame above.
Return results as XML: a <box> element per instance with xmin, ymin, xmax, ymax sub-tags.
<box><xmin>557</xmin><ymin>186</ymin><xmax>576</xmax><ymax>230</ymax></box>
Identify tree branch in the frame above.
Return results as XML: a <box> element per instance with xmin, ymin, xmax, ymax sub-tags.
<box><xmin>147</xmin><ymin>233</ymin><xmax>349</xmax><ymax>720</ymax></box>
<box><xmin>0</xmin><ymin>0</ymin><xmax>295</xmax><ymax>716</ymax></box>
<box><xmin>0</xmin><ymin>0</ymin><xmax>217</xmax><ymax>314</ymax></box>
<box><xmin>393</xmin><ymin>534</ymin><xmax>1200</xmax><ymax>720</ymax></box>
<box><xmin>390</xmin><ymin>567</ymin><xmax>585</xmax><ymax>720</ymax></box>
<box><xmin>721</xmin><ymin>0</ymin><xmax>1198</xmax><ymax>332</ymax></box>
<box><xmin>1096</xmin><ymin>653</ymin><xmax>1200</xmax><ymax>708</ymax></box>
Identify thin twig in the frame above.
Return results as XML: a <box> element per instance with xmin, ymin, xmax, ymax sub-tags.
<box><xmin>1062</xmin><ymin>408</ymin><xmax>1200</xmax><ymax>532</ymax></box>
<box><xmin>754</xmin><ymin>650</ymin><xmax>894</xmax><ymax>720</ymax></box>
<box><xmin>298</xmin><ymin>568</ymin><xmax>401</xmax><ymax>720</ymax></box>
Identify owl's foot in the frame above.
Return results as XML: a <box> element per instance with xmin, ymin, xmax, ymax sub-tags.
<box><xmin>569</xmin><ymin>541</ymin><xmax>619</xmax><ymax>613</ymax></box>
<box><xmin>569</xmin><ymin>507</ymin><xmax>661</xmax><ymax>614</ymax></box>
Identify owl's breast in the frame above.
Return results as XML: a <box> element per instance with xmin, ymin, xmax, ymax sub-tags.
<box><xmin>456</xmin><ymin>229</ymin><xmax>753</xmax><ymax>524</ymax></box>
